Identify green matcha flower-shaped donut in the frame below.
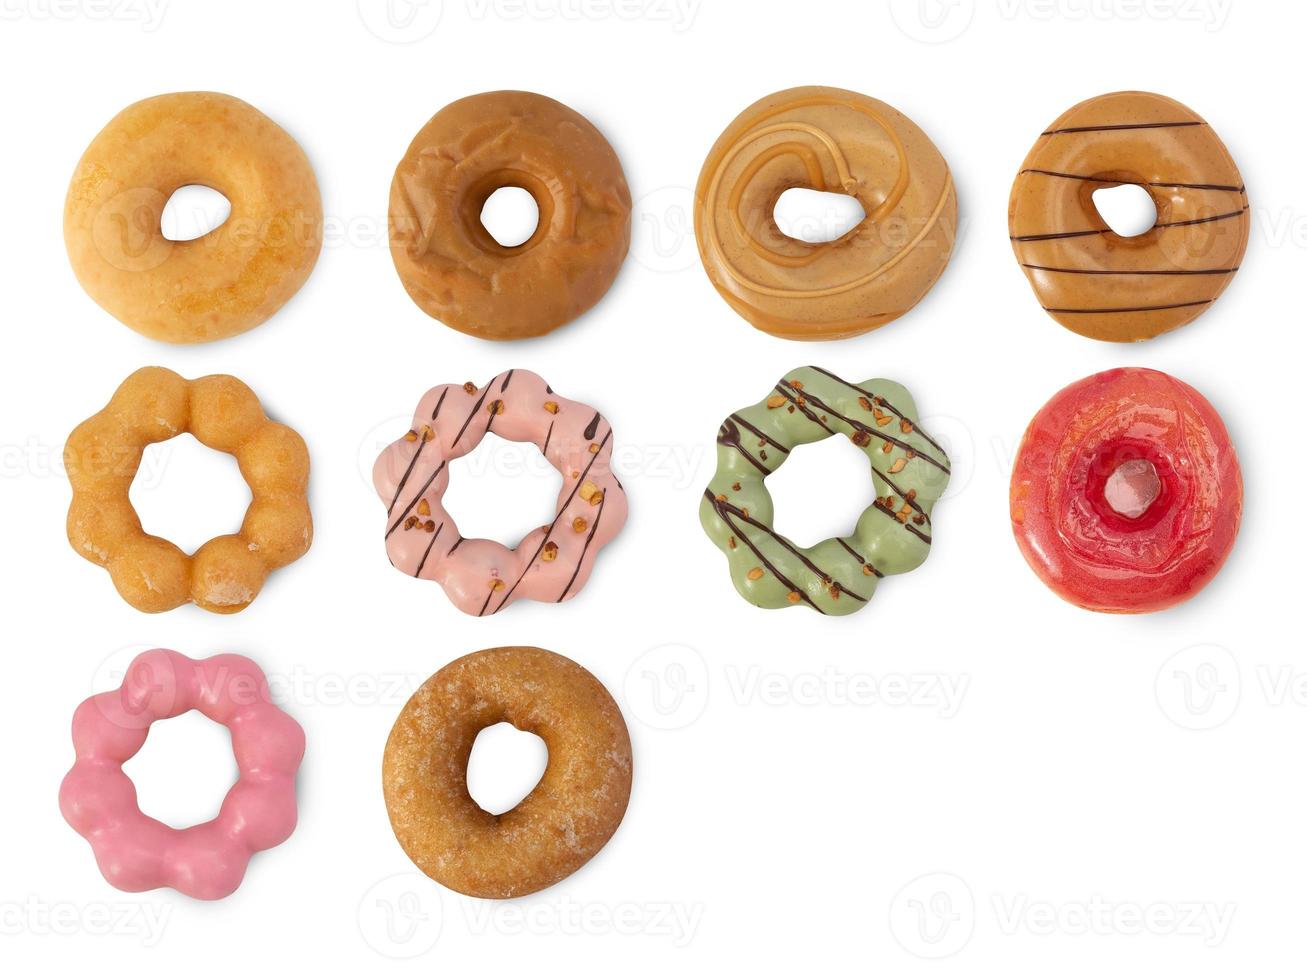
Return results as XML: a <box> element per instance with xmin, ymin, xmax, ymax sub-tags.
<box><xmin>700</xmin><ymin>366</ymin><xmax>950</xmax><ymax>615</ymax></box>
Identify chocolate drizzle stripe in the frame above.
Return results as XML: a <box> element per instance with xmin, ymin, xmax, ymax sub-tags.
<box><xmin>386</xmin><ymin>460</ymin><xmax>446</xmax><ymax>538</ymax></box>
<box><xmin>543</xmin><ymin>420</ymin><xmax>554</xmax><ymax>454</ymax></box>
<box><xmin>1012</xmin><ymin>207</ymin><xmax>1248</xmax><ymax>243</ymax></box>
<box><xmin>836</xmin><ymin>537</ymin><xmax>883</xmax><ymax>577</ymax></box>
<box><xmin>729</xmin><ymin>413</ymin><xmax>791</xmax><ymax>454</ymax></box>
<box><xmin>873</xmin><ymin>500</ymin><xmax>931</xmax><ymax>543</ymax></box>
<box><xmin>583</xmin><ymin>412</ymin><xmax>600</xmax><ymax>440</ymax></box>
<box><xmin>705</xmin><ymin>491</ymin><xmax>822</xmax><ymax>612</ymax></box>
<box><xmin>772</xmin><ymin>385</ymin><xmax>836</xmax><ymax>435</ymax></box>
<box><xmin>558</xmin><ymin>495</ymin><xmax>605</xmax><ymax>602</ymax></box>
<box><xmin>805</xmin><ymin>367</ymin><xmax>947</xmax><ymax>458</ymax></box>
<box><xmin>717</xmin><ymin>419</ymin><xmax>773</xmax><ymax>475</ymax></box>
<box><xmin>1019</xmin><ymin>168</ymin><xmax>1243</xmax><ymax>193</ymax></box>
<box><xmin>386</xmin><ymin>438</ymin><xmax>426</xmax><ymax>514</ymax></box>
<box><xmin>1022</xmin><ymin>263</ymin><xmax>1239</xmax><ymax>276</ymax></box>
<box><xmin>414</xmin><ymin>522</ymin><xmax>444</xmax><ymax>577</ymax></box>
<box><xmin>1040</xmin><ymin>121</ymin><xmax>1204</xmax><ymax>135</ymax></box>
<box><xmin>430</xmin><ymin>387</ymin><xmax>448</xmax><ymax>421</ymax></box>
<box><xmin>1044</xmin><ymin>299</ymin><xmax>1212</xmax><ymax>314</ymax></box>
<box><xmin>447</xmin><ymin>537</ymin><xmax>463</xmax><ymax>555</ymax></box>
<box><xmin>491</xmin><ymin>428</ymin><xmax>613</xmax><ymax>613</ymax></box>
<box><xmin>500</xmin><ymin>370</ymin><xmax>514</xmax><ymax>392</ymax></box>
<box><xmin>477</xmin><ymin>586</ymin><xmax>496</xmax><ymax>617</ymax></box>
<box><xmin>871</xmin><ymin>466</ymin><xmax>930</xmax><ymax>524</ymax></box>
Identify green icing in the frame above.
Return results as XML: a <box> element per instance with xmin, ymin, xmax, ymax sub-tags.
<box><xmin>699</xmin><ymin>366</ymin><xmax>950</xmax><ymax>616</ymax></box>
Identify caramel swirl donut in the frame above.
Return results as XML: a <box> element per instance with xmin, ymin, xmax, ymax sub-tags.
<box><xmin>64</xmin><ymin>92</ymin><xmax>323</xmax><ymax>344</ymax></box>
<box><xmin>694</xmin><ymin>86</ymin><xmax>957</xmax><ymax>341</ymax></box>
<box><xmin>1009</xmin><ymin>91</ymin><xmax>1249</xmax><ymax>342</ymax></box>
<box><xmin>383</xmin><ymin>646</ymin><xmax>632</xmax><ymax>899</ymax></box>
<box><xmin>389</xmin><ymin>91</ymin><xmax>631</xmax><ymax>340</ymax></box>
<box><xmin>64</xmin><ymin>367</ymin><xmax>312</xmax><ymax>614</ymax></box>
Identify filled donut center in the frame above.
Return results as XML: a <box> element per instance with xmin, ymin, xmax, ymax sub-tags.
<box><xmin>766</xmin><ymin>437</ymin><xmax>876</xmax><ymax>547</ymax></box>
<box><xmin>773</xmin><ymin>187</ymin><xmax>866</xmax><ymax>243</ymax></box>
<box><xmin>129</xmin><ymin>435</ymin><xmax>251</xmax><ymax>554</ymax></box>
<box><xmin>1091</xmin><ymin>183</ymin><xmax>1157</xmax><ymax>238</ymax></box>
<box><xmin>122</xmin><ymin>712</ymin><xmax>238</xmax><ymax>830</ymax></box>
<box><xmin>161</xmin><ymin>184</ymin><xmax>231</xmax><ymax>242</ymax></box>
<box><xmin>444</xmin><ymin>433</ymin><xmax>562</xmax><ymax>545</ymax></box>
<box><xmin>466</xmin><ymin>722</ymin><xmax>548</xmax><ymax>815</ymax></box>
<box><xmin>480</xmin><ymin>186</ymin><xmax>540</xmax><ymax>248</ymax></box>
<box><xmin>1103</xmin><ymin>458</ymin><xmax>1162</xmax><ymax>519</ymax></box>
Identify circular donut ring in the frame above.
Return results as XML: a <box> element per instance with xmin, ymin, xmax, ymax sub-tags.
<box><xmin>64</xmin><ymin>367</ymin><xmax>313</xmax><ymax>614</ymax></box>
<box><xmin>59</xmin><ymin>648</ymin><xmax>304</xmax><ymax>900</ymax></box>
<box><xmin>700</xmin><ymin>366</ymin><xmax>950</xmax><ymax>615</ymax></box>
<box><xmin>383</xmin><ymin>646</ymin><xmax>632</xmax><ymax>899</ymax></box>
<box><xmin>64</xmin><ymin>91</ymin><xmax>323</xmax><ymax>344</ymax></box>
<box><xmin>694</xmin><ymin>86</ymin><xmax>957</xmax><ymax>341</ymax></box>
<box><xmin>372</xmin><ymin>369</ymin><xmax>627</xmax><ymax>616</ymax></box>
<box><xmin>1010</xmin><ymin>368</ymin><xmax>1243</xmax><ymax>613</ymax></box>
<box><xmin>1009</xmin><ymin>91</ymin><xmax>1249</xmax><ymax>342</ymax></box>
<box><xmin>388</xmin><ymin>91</ymin><xmax>631</xmax><ymax>340</ymax></box>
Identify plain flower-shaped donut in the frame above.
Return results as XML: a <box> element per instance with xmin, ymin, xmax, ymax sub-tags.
<box><xmin>59</xmin><ymin>649</ymin><xmax>304</xmax><ymax>900</ymax></box>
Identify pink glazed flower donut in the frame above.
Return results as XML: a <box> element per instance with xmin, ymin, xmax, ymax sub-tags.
<box><xmin>373</xmin><ymin>369</ymin><xmax>628</xmax><ymax>616</ymax></box>
<box><xmin>59</xmin><ymin>649</ymin><xmax>304</xmax><ymax>900</ymax></box>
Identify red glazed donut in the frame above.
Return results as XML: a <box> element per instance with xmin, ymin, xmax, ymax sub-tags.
<box><xmin>1010</xmin><ymin>368</ymin><xmax>1241</xmax><ymax>613</ymax></box>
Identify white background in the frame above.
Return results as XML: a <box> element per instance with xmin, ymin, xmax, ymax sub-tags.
<box><xmin>0</xmin><ymin>0</ymin><xmax>1301</xmax><ymax>975</ymax></box>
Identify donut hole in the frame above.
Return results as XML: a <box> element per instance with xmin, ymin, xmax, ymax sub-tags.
<box><xmin>1091</xmin><ymin>183</ymin><xmax>1158</xmax><ymax>238</ymax></box>
<box><xmin>773</xmin><ymin>187</ymin><xmax>866</xmax><ymax>244</ymax></box>
<box><xmin>480</xmin><ymin>186</ymin><xmax>540</xmax><ymax>248</ymax></box>
<box><xmin>466</xmin><ymin>722</ymin><xmax>548</xmax><ymax>816</ymax></box>
<box><xmin>1104</xmin><ymin>458</ymin><xmax>1162</xmax><ymax>519</ymax></box>
<box><xmin>122</xmin><ymin>712</ymin><xmax>238</xmax><ymax>830</ymax></box>
<box><xmin>765</xmin><ymin>437</ymin><xmax>876</xmax><ymax>548</ymax></box>
<box><xmin>129</xmin><ymin>435</ymin><xmax>251</xmax><ymax>555</ymax></box>
<box><xmin>443</xmin><ymin>433</ymin><xmax>562</xmax><ymax>546</ymax></box>
<box><xmin>160</xmin><ymin>184</ymin><xmax>232</xmax><ymax>242</ymax></box>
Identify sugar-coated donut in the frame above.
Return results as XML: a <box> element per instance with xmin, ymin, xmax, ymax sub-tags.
<box><xmin>65</xmin><ymin>92</ymin><xmax>322</xmax><ymax>344</ymax></box>
<box><xmin>65</xmin><ymin>367</ymin><xmax>312</xmax><ymax>614</ymax></box>
<box><xmin>1009</xmin><ymin>91</ymin><xmax>1248</xmax><ymax>342</ymax></box>
<box><xmin>60</xmin><ymin>649</ymin><xmax>304</xmax><ymax>900</ymax></box>
<box><xmin>389</xmin><ymin>91</ymin><xmax>631</xmax><ymax>340</ymax></box>
<box><xmin>383</xmin><ymin>646</ymin><xmax>632</xmax><ymax>899</ymax></box>
<box><xmin>695</xmin><ymin>86</ymin><xmax>957</xmax><ymax>341</ymax></box>
<box><xmin>1010</xmin><ymin>368</ymin><xmax>1242</xmax><ymax>613</ymax></box>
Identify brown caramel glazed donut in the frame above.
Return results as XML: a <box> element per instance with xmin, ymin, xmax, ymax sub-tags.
<box><xmin>695</xmin><ymin>86</ymin><xmax>957</xmax><ymax>341</ymax></box>
<box><xmin>383</xmin><ymin>646</ymin><xmax>632</xmax><ymax>899</ymax></box>
<box><xmin>1009</xmin><ymin>91</ymin><xmax>1249</xmax><ymax>342</ymax></box>
<box><xmin>65</xmin><ymin>92</ymin><xmax>322</xmax><ymax>344</ymax></box>
<box><xmin>389</xmin><ymin>91</ymin><xmax>631</xmax><ymax>341</ymax></box>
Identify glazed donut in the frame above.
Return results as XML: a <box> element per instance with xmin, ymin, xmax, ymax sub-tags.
<box><xmin>65</xmin><ymin>367</ymin><xmax>312</xmax><ymax>614</ymax></box>
<box><xmin>383</xmin><ymin>646</ymin><xmax>632</xmax><ymax>899</ymax></box>
<box><xmin>1010</xmin><ymin>368</ymin><xmax>1242</xmax><ymax>613</ymax></box>
<box><xmin>60</xmin><ymin>649</ymin><xmax>303</xmax><ymax>900</ymax></box>
<box><xmin>65</xmin><ymin>92</ymin><xmax>322</xmax><ymax>344</ymax></box>
<box><xmin>389</xmin><ymin>91</ymin><xmax>631</xmax><ymax>340</ymax></box>
<box><xmin>1009</xmin><ymin>91</ymin><xmax>1249</xmax><ymax>342</ymax></box>
<box><xmin>694</xmin><ymin>86</ymin><xmax>957</xmax><ymax>341</ymax></box>
<box><xmin>701</xmin><ymin>366</ymin><xmax>950</xmax><ymax>614</ymax></box>
<box><xmin>372</xmin><ymin>369</ymin><xmax>627</xmax><ymax>616</ymax></box>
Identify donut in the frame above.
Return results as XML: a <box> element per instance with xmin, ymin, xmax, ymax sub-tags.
<box><xmin>383</xmin><ymin>646</ymin><xmax>632</xmax><ymax>899</ymax></box>
<box><xmin>64</xmin><ymin>92</ymin><xmax>322</xmax><ymax>344</ymax></box>
<box><xmin>1010</xmin><ymin>368</ymin><xmax>1242</xmax><ymax>613</ymax></box>
<box><xmin>60</xmin><ymin>649</ymin><xmax>304</xmax><ymax>900</ymax></box>
<box><xmin>388</xmin><ymin>91</ymin><xmax>631</xmax><ymax>340</ymax></box>
<box><xmin>65</xmin><ymin>367</ymin><xmax>313</xmax><ymax>614</ymax></box>
<box><xmin>1009</xmin><ymin>91</ymin><xmax>1249</xmax><ymax>342</ymax></box>
<box><xmin>701</xmin><ymin>366</ymin><xmax>950</xmax><ymax>614</ymax></box>
<box><xmin>372</xmin><ymin>369</ymin><xmax>627</xmax><ymax>616</ymax></box>
<box><xmin>694</xmin><ymin>86</ymin><xmax>957</xmax><ymax>341</ymax></box>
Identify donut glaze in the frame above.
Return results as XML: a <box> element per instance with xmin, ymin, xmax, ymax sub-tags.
<box><xmin>383</xmin><ymin>646</ymin><xmax>631</xmax><ymax>899</ymax></box>
<box><xmin>1009</xmin><ymin>91</ymin><xmax>1248</xmax><ymax>342</ymax></box>
<box><xmin>389</xmin><ymin>91</ymin><xmax>631</xmax><ymax>340</ymax></box>
<box><xmin>1010</xmin><ymin>368</ymin><xmax>1242</xmax><ymax>613</ymax></box>
<box><xmin>65</xmin><ymin>92</ymin><xmax>322</xmax><ymax>344</ymax></box>
<box><xmin>695</xmin><ymin>86</ymin><xmax>956</xmax><ymax>340</ymax></box>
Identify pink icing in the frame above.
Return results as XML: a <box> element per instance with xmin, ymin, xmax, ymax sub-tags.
<box><xmin>373</xmin><ymin>369</ymin><xmax>629</xmax><ymax>616</ymax></box>
<box><xmin>59</xmin><ymin>649</ymin><xmax>304</xmax><ymax>901</ymax></box>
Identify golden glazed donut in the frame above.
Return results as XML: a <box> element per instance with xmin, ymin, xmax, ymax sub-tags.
<box><xmin>389</xmin><ymin>91</ymin><xmax>632</xmax><ymax>341</ymax></box>
<box><xmin>1009</xmin><ymin>91</ymin><xmax>1249</xmax><ymax>342</ymax></box>
<box><xmin>383</xmin><ymin>646</ymin><xmax>632</xmax><ymax>899</ymax></box>
<box><xmin>64</xmin><ymin>92</ymin><xmax>323</xmax><ymax>344</ymax></box>
<box><xmin>694</xmin><ymin>86</ymin><xmax>957</xmax><ymax>341</ymax></box>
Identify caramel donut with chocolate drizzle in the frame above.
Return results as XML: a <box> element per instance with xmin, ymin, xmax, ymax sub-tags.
<box><xmin>694</xmin><ymin>86</ymin><xmax>957</xmax><ymax>341</ymax></box>
<box><xmin>1009</xmin><ymin>91</ymin><xmax>1249</xmax><ymax>342</ymax></box>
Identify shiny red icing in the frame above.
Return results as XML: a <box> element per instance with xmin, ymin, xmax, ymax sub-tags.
<box><xmin>1010</xmin><ymin>368</ymin><xmax>1242</xmax><ymax>614</ymax></box>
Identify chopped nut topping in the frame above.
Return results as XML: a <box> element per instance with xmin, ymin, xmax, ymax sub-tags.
<box><xmin>715</xmin><ymin>493</ymin><xmax>727</xmax><ymax>502</ymax></box>
<box><xmin>900</xmin><ymin>419</ymin><xmax>914</xmax><ymax>434</ymax></box>
<box><xmin>858</xmin><ymin>396</ymin><xmax>872</xmax><ymax>411</ymax></box>
<box><xmin>487</xmin><ymin>399</ymin><xmax>505</xmax><ymax>415</ymax></box>
<box><xmin>417</xmin><ymin>499</ymin><xmax>431</xmax><ymax>517</ymax></box>
<box><xmin>766</xmin><ymin>394</ymin><xmax>787</xmax><ymax>409</ymax></box>
<box><xmin>421</xmin><ymin>425</ymin><xmax>434</xmax><ymax>442</ymax></box>
<box><xmin>403</xmin><ymin>430</ymin><xmax>418</xmax><ymax>442</ymax></box>
<box><xmin>423</xmin><ymin>520</ymin><xmax>435</xmax><ymax>532</ymax></box>
<box><xmin>580</xmin><ymin>480</ymin><xmax>600</xmax><ymax>503</ymax></box>
<box><xmin>747</xmin><ymin>567</ymin><xmax>764</xmax><ymax>581</ymax></box>
<box><xmin>588</xmin><ymin>443</ymin><xmax>600</xmax><ymax>454</ymax></box>
<box><xmin>828</xmin><ymin>584</ymin><xmax>841</xmax><ymax>599</ymax></box>
<box><xmin>490</xmin><ymin>578</ymin><xmax>505</xmax><ymax>591</ymax></box>
<box><xmin>881</xmin><ymin>441</ymin><xmax>893</xmax><ymax>454</ymax></box>
<box><xmin>463</xmin><ymin>381</ymin><xmax>477</xmax><ymax>394</ymax></box>
<box><xmin>543</xmin><ymin>400</ymin><xmax>559</xmax><ymax>414</ymax></box>
<box><xmin>889</xmin><ymin>458</ymin><xmax>907</xmax><ymax>474</ymax></box>
<box><xmin>403</xmin><ymin>516</ymin><xmax>419</xmax><ymax>530</ymax></box>
<box><xmin>731</xmin><ymin>482</ymin><xmax>741</xmax><ymax>492</ymax></box>
<box><xmin>862</xmin><ymin>564</ymin><xmax>874</xmax><ymax>576</ymax></box>
<box><xmin>542</xmin><ymin>541</ymin><xmax>559</xmax><ymax>561</ymax></box>
<box><xmin>728</xmin><ymin>536</ymin><xmax>737</xmax><ymax>549</ymax></box>
<box><xmin>786</xmin><ymin>591</ymin><xmax>802</xmax><ymax>603</ymax></box>
<box><xmin>789</xmin><ymin>380</ymin><xmax>804</xmax><ymax>389</ymax></box>
<box><xmin>572</xmin><ymin>517</ymin><xmax>588</xmax><ymax>533</ymax></box>
<box><xmin>851</xmin><ymin>430</ymin><xmax>871</xmax><ymax>448</ymax></box>
<box><xmin>873</xmin><ymin>408</ymin><xmax>893</xmax><ymax>427</ymax></box>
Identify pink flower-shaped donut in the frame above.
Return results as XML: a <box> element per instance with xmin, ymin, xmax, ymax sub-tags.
<box><xmin>373</xmin><ymin>369</ymin><xmax>628</xmax><ymax>616</ymax></box>
<box><xmin>59</xmin><ymin>649</ymin><xmax>304</xmax><ymax>900</ymax></box>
